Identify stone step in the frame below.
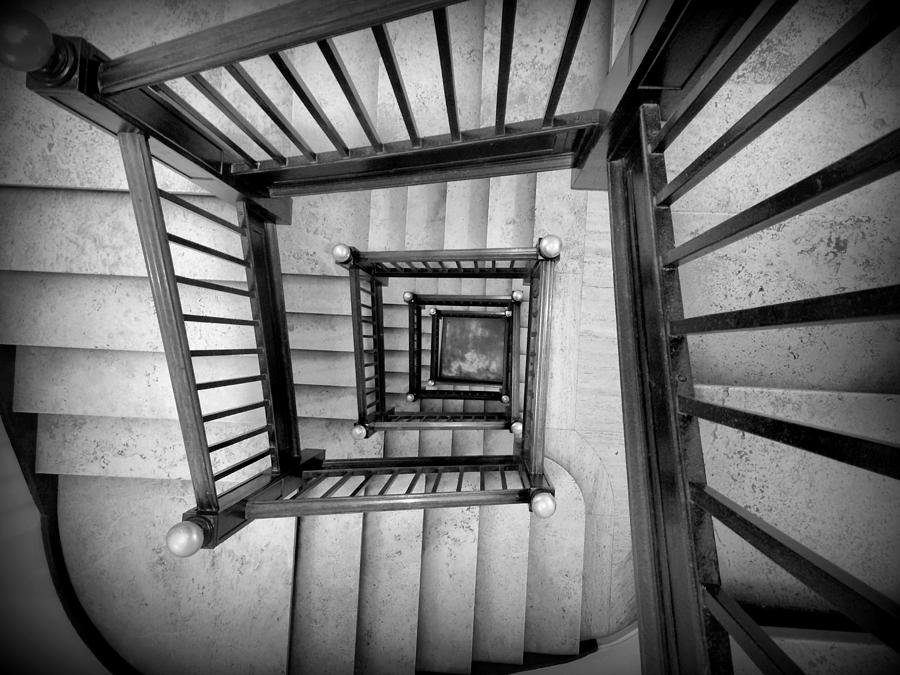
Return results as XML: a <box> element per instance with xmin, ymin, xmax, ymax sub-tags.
<box><xmin>291</xmin><ymin>513</ymin><xmax>364</xmax><ymax>675</ymax></box>
<box><xmin>354</xmin><ymin>476</ymin><xmax>425</xmax><ymax>675</ymax></box>
<box><xmin>0</xmin><ymin>271</ymin><xmax>440</xmax><ymax>356</ymax></box>
<box><xmin>56</xmin><ymin>474</ymin><xmax>294</xmax><ymax>675</ymax></box>
<box><xmin>34</xmin><ymin>413</ymin><xmax>382</xmax><ymax>481</ymax></box>
<box><xmin>472</xmin><ymin>504</ymin><xmax>531</xmax><ymax>664</ymax></box>
<box><xmin>13</xmin><ymin>345</ymin><xmax>368</xmax><ymax>421</ymax></box>
<box><xmin>415</xmin><ymin>491</ymin><xmax>481</xmax><ymax>673</ymax></box>
<box><xmin>524</xmin><ymin>458</ymin><xmax>586</xmax><ymax>655</ymax></box>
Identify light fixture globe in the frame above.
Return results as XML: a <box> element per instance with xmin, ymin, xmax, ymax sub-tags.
<box><xmin>504</xmin><ymin>309</ymin><xmax>512</xmax><ymax>317</ymax></box>
<box><xmin>403</xmin><ymin>291</ymin><xmax>414</xmax><ymax>303</ymax></box>
<box><xmin>166</xmin><ymin>520</ymin><xmax>205</xmax><ymax>557</ymax></box>
<box><xmin>0</xmin><ymin>9</ymin><xmax>54</xmax><ymax>72</ymax></box>
<box><xmin>429</xmin><ymin>307</ymin><xmax>436</xmax><ymax>315</ymax></box>
<box><xmin>331</xmin><ymin>243</ymin><xmax>352</xmax><ymax>263</ymax></box>
<box><xmin>510</xmin><ymin>420</ymin><xmax>523</xmax><ymax>436</ymax></box>
<box><xmin>406</xmin><ymin>392</ymin><xmax>416</xmax><ymax>402</ymax></box>
<box><xmin>427</xmin><ymin>379</ymin><xmax>435</xmax><ymax>386</ymax></box>
<box><xmin>538</xmin><ymin>235</ymin><xmax>562</xmax><ymax>259</ymax></box>
<box><xmin>530</xmin><ymin>491</ymin><xmax>557</xmax><ymax>518</ymax></box>
<box><xmin>351</xmin><ymin>424</ymin><xmax>368</xmax><ymax>440</ymax></box>
<box><xmin>501</xmin><ymin>394</ymin><xmax>510</xmax><ymax>404</ymax></box>
<box><xmin>511</xmin><ymin>290</ymin><xmax>524</xmax><ymax>302</ymax></box>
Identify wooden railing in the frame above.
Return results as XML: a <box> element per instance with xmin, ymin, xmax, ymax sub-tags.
<box><xmin>606</xmin><ymin>0</ymin><xmax>900</xmax><ymax>671</ymax></box>
<box><xmin>119</xmin><ymin>131</ymin><xmax>303</xmax><ymax>554</ymax></box>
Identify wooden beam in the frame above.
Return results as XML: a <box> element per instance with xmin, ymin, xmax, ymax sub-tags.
<box><xmin>99</xmin><ymin>0</ymin><xmax>465</xmax><ymax>94</ymax></box>
<box><xmin>433</xmin><ymin>6</ymin><xmax>460</xmax><ymax>141</ymax></box>
<box><xmin>27</xmin><ymin>39</ymin><xmax>290</xmax><ymax>223</ymax></box>
<box><xmin>232</xmin><ymin>111</ymin><xmax>601</xmax><ymax>195</ymax></box>
<box><xmin>495</xmin><ymin>0</ymin><xmax>517</xmax><ymax>135</ymax></box>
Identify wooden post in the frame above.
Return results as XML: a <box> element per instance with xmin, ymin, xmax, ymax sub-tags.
<box><xmin>238</xmin><ymin>201</ymin><xmax>302</xmax><ymax>473</ymax></box>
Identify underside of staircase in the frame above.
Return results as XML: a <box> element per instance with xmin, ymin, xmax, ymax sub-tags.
<box><xmin>1</xmin><ymin>0</ymin><xmax>899</xmax><ymax>674</ymax></box>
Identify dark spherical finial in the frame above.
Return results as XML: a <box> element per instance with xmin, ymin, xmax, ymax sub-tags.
<box><xmin>0</xmin><ymin>9</ymin><xmax>54</xmax><ymax>72</ymax></box>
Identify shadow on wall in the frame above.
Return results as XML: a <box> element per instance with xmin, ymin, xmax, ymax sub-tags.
<box><xmin>0</xmin><ymin>425</ymin><xmax>109</xmax><ymax>674</ymax></box>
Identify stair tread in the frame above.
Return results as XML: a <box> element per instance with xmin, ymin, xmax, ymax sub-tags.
<box><xmin>354</xmin><ymin>479</ymin><xmax>425</xmax><ymax>675</ymax></box>
<box><xmin>292</xmin><ymin>514</ymin><xmax>363</xmax><ymax>675</ymax></box>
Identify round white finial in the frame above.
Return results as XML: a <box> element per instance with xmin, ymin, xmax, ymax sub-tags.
<box><xmin>510</xmin><ymin>420</ymin><xmax>523</xmax><ymax>436</ymax></box>
<box><xmin>332</xmin><ymin>243</ymin><xmax>352</xmax><ymax>263</ymax></box>
<box><xmin>511</xmin><ymin>290</ymin><xmax>524</xmax><ymax>302</ymax></box>
<box><xmin>166</xmin><ymin>520</ymin><xmax>205</xmax><ymax>557</ymax></box>
<box><xmin>531</xmin><ymin>492</ymin><xmax>557</xmax><ymax>518</ymax></box>
<box><xmin>429</xmin><ymin>307</ymin><xmax>436</xmax><ymax>316</ymax></box>
<box><xmin>351</xmin><ymin>424</ymin><xmax>368</xmax><ymax>440</ymax></box>
<box><xmin>538</xmin><ymin>235</ymin><xmax>562</xmax><ymax>259</ymax></box>
<box><xmin>501</xmin><ymin>394</ymin><xmax>510</xmax><ymax>404</ymax></box>
<box><xmin>403</xmin><ymin>291</ymin><xmax>414</xmax><ymax>303</ymax></box>
<box><xmin>406</xmin><ymin>392</ymin><xmax>416</xmax><ymax>402</ymax></box>
<box><xmin>427</xmin><ymin>379</ymin><xmax>435</xmax><ymax>386</ymax></box>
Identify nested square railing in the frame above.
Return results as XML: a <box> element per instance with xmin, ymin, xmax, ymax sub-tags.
<box><xmin>333</xmin><ymin>237</ymin><xmax>561</xmax><ymax>489</ymax></box>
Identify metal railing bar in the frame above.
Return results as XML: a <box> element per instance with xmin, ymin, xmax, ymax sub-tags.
<box><xmin>372</xmin><ymin>24</ymin><xmax>420</xmax><ymax>146</ymax></box>
<box><xmin>431</xmin><ymin>469</ymin><xmax>443</xmax><ymax>494</ymax></box>
<box><xmin>702</xmin><ymin>586</ymin><xmax>803</xmax><ymax>675</ymax></box>
<box><xmin>186</xmin><ymin>73</ymin><xmax>286</xmax><ymax>164</ymax></box>
<box><xmin>322</xmin><ymin>472</ymin><xmax>353</xmax><ymax>498</ymax></box>
<box><xmin>196</xmin><ymin>373</ymin><xmax>264</xmax><ymax>390</ymax></box>
<box><xmin>542</xmin><ymin>0</ymin><xmax>591</xmax><ymax>127</ymax></box>
<box><xmin>207</xmin><ymin>424</ymin><xmax>270</xmax><ymax>453</ymax></box>
<box><xmin>656</xmin><ymin>0</ymin><xmax>898</xmax><ymax>206</ymax></box>
<box><xmin>663</xmin><ymin>128</ymin><xmax>900</xmax><ymax>266</ymax></box>
<box><xmin>670</xmin><ymin>284</ymin><xmax>900</xmax><ymax>335</ymax></box>
<box><xmin>480</xmin><ymin>467</ymin><xmax>485</xmax><ymax>491</ymax></box>
<box><xmin>692</xmin><ymin>483</ymin><xmax>900</xmax><ymax>651</ymax></box>
<box><xmin>380</xmin><ymin>470</ymin><xmax>400</xmax><ymax>495</ymax></box>
<box><xmin>318</xmin><ymin>38</ymin><xmax>383</xmax><ymax>151</ymax></box>
<box><xmin>269</xmin><ymin>52</ymin><xmax>349</xmax><ymax>157</ymax></box>
<box><xmin>202</xmin><ymin>399</ymin><xmax>268</xmax><ymax>423</ymax></box>
<box><xmin>213</xmin><ymin>448</ymin><xmax>272</xmax><ymax>481</ymax></box>
<box><xmin>651</xmin><ymin>0</ymin><xmax>797</xmax><ymax>153</ymax></box>
<box><xmin>679</xmin><ymin>396</ymin><xmax>900</xmax><ymax>479</ymax></box>
<box><xmin>517</xmin><ymin>464</ymin><xmax>530</xmax><ymax>490</ymax></box>
<box><xmin>167</xmin><ymin>232</ymin><xmax>248</xmax><ymax>266</ymax></box>
<box><xmin>433</xmin><ymin>6</ymin><xmax>460</xmax><ymax>141</ymax></box>
<box><xmin>406</xmin><ymin>468</ymin><xmax>423</xmax><ymax>494</ymax></box>
<box><xmin>495</xmin><ymin>0</ymin><xmax>517</xmax><ymax>134</ymax></box>
<box><xmin>456</xmin><ymin>470</ymin><xmax>465</xmax><ymax>492</ymax></box>
<box><xmin>322</xmin><ymin>455</ymin><xmax>520</xmax><ymax>470</ymax></box>
<box><xmin>247</xmin><ymin>488</ymin><xmax>531</xmax><ymax>517</ymax></box>
<box><xmin>296</xmin><ymin>473</ymin><xmax>328</xmax><ymax>498</ymax></box>
<box><xmin>183</xmin><ymin>314</ymin><xmax>257</xmax><ymax>326</ymax></box>
<box><xmin>500</xmin><ymin>469</ymin><xmax>507</xmax><ymax>490</ymax></box>
<box><xmin>350</xmin><ymin>473</ymin><xmax>373</xmax><ymax>497</ymax></box>
<box><xmin>175</xmin><ymin>276</ymin><xmax>251</xmax><ymax>297</ymax></box>
<box><xmin>151</xmin><ymin>83</ymin><xmax>257</xmax><ymax>166</ymax></box>
<box><xmin>225</xmin><ymin>62</ymin><xmax>316</xmax><ymax>161</ymax></box>
<box><xmin>366</xmin><ymin>400</ymin><xmax>378</xmax><ymax>409</ymax></box>
<box><xmin>190</xmin><ymin>348</ymin><xmax>259</xmax><ymax>357</ymax></box>
<box><xmin>159</xmin><ymin>190</ymin><xmax>244</xmax><ymax>234</ymax></box>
